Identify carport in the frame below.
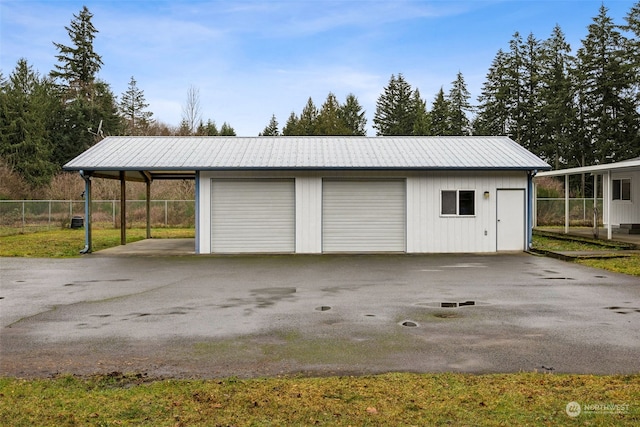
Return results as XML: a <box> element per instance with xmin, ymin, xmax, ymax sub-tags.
<box><xmin>66</xmin><ymin>154</ymin><xmax>195</xmax><ymax>253</ymax></box>
<box><xmin>535</xmin><ymin>157</ymin><xmax>640</xmax><ymax>240</ymax></box>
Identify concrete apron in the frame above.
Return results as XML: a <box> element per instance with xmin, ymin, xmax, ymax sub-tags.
<box><xmin>1</xmin><ymin>253</ymin><xmax>639</xmax><ymax>378</ymax></box>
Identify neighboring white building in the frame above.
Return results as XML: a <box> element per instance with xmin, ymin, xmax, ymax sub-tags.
<box><xmin>535</xmin><ymin>157</ymin><xmax>640</xmax><ymax>239</ymax></box>
<box><xmin>64</xmin><ymin>136</ymin><xmax>550</xmax><ymax>254</ymax></box>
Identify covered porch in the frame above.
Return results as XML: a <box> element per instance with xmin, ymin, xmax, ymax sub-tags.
<box><xmin>534</xmin><ymin>157</ymin><xmax>640</xmax><ymax>241</ymax></box>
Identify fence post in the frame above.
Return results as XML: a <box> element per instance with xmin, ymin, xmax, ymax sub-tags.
<box><xmin>165</xmin><ymin>200</ymin><xmax>168</xmax><ymax>226</ymax></box>
<box><xmin>22</xmin><ymin>201</ymin><xmax>25</xmax><ymax>232</ymax></box>
<box><xmin>48</xmin><ymin>200</ymin><xmax>52</xmax><ymax>229</ymax></box>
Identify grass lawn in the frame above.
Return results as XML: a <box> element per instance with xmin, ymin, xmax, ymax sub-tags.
<box><xmin>0</xmin><ymin>227</ymin><xmax>194</xmax><ymax>257</ymax></box>
<box><xmin>0</xmin><ymin>373</ymin><xmax>638</xmax><ymax>426</ymax></box>
<box><xmin>1</xmin><ymin>229</ymin><xmax>639</xmax><ymax>424</ymax></box>
<box><xmin>532</xmin><ymin>233</ymin><xmax>640</xmax><ymax>277</ymax></box>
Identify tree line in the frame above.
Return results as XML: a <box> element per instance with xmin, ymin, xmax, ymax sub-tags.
<box><xmin>0</xmin><ymin>6</ymin><xmax>236</xmax><ymax>189</ymax></box>
<box><xmin>263</xmin><ymin>3</ymin><xmax>640</xmax><ymax>170</ymax></box>
<box><xmin>1</xmin><ymin>3</ymin><xmax>639</xmax><ymax>192</ymax></box>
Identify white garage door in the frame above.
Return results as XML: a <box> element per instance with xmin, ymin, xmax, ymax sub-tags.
<box><xmin>211</xmin><ymin>179</ymin><xmax>295</xmax><ymax>253</ymax></box>
<box><xmin>322</xmin><ymin>179</ymin><xmax>406</xmax><ymax>252</ymax></box>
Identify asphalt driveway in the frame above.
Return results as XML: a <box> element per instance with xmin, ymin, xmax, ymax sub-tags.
<box><xmin>1</xmin><ymin>252</ymin><xmax>639</xmax><ymax>378</ymax></box>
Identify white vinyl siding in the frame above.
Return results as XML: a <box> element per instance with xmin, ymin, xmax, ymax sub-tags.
<box><xmin>322</xmin><ymin>179</ymin><xmax>406</xmax><ymax>252</ymax></box>
<box><xmin>211</xmin><ymin>179</ymin><xmax>295</xmax><ymax>253</ymax></box>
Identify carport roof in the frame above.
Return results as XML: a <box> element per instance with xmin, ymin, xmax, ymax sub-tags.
<box><xmin>64</xmin><ymin>136</ymin><xmax>550</xmax><ymax>179</ymax></box>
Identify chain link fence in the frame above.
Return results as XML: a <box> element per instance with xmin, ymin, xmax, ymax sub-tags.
<box><xmin>1</xmin><ymin>198</ymin><xmax>603</xmax><ymax>235</ymax></box>
<box><xmin>536</xmin><ymin>198</ymin><xmax>603</xmax><ymax>226</ymax></box>
<box><xmin>0</xmin><ymin>200</ymin><xmax>195</xmax><ymax>236</ymax></box>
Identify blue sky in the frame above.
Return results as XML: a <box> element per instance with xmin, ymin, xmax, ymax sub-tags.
<box><xmin>0</xmin><ymin>0</ymin><xmax>636</xmax><ymax>136</ymax></box>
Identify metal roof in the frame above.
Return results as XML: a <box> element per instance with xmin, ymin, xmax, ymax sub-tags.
<box><xmin>64</xmin><ymin>136</ymin><xmax>550</xmax><ymax>177</ymax></box>
<box><xmin>536</xmin><ymin>156</ymin><xmax>640</xmax><ymax>178</ymax></box>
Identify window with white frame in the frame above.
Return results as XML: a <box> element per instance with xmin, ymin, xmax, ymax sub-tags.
<box><xmin>612</xmin><ymin>179</ymin><xmax>631</xmax><ymax>201</ymax></box>
<box><xmin>441</xmin><ymin>190</ymin><xmax>475</xmax><ymax>216</ymax></box>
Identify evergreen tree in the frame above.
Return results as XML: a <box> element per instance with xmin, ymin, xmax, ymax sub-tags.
<box><xmin>446</xmin><ymin>71</ymin><xmax>472</xmax><ymax>135</ymax></box>
<box><xmin>410</xmin><ymin>89</ymin><xmax>431</xmax><ymax>135</ymax></box>
<box><xmin>219</xmin><ymin>122</ymin><xmax>236</xmax><ymax>136</ymax></box>
<box><xmin>0</xmin><ymin>59</ymin><xmax>57</xmax><ymax>187</ymax></box>
<box><xmin>573</xmin><ymin>4</ymin><xmax>639</xmax><ymax>165</ymax></box>
<box><xmin>539</xmin><ymin>25</ymin><xmax>575</xmax><ymax>168</ymax></box>
<box><xmin>430</xmin><ymin>88</ymin><xmax>450</xmax><ymax>135</ymax></box>
<box><xmin>119</xmin><ymin>76</ymin><xmax>153</xmax><ymax>135</ymax></box>
<box><xmin>260</xmin><ymin>114</ymin><xmax>280</xmax><ymax>136</ymax></box>
<box><xmin>519</xmin><ymin>33</ymin><xmax>544</xmax><ymax>153</ymax></box>
<box><xmin>50</xmin><ymin>80</ymin><xmax>121</xmax><ymax>166</ymax></box>
<box><xmin>622</xmin><ymin>1</ymin><xmax>640</xmax><ymax>111</ymax></box>
<box><xmin>298</xmin><ymin>97</ymin><xmax>318</xmax><ymax>135</ymax></box>
<box><xmin>316</xmin><ymin>93</ymin><xmax>350</xmax><ymax>135</ymax></box>
<box><xmin>474</xmin><ymin>49</ymin><xmax>510</xmax><ymax>135</ymax></box>
<box><xmin>505</xmin><ymin>32</ymin><xmax>526</xmax><ymax>144</ymax></box>
<box><xmin>50</xmin><ymin>6</ymin><xmax>103</xmax><ymax>100</ymax></box>
<box><xmin>339</xmin><ymin>93</ymin><xmax>367</xmax><ymax>136</ymax></box>
<box><xmin>49</xmin><ymin>6</ymin><xmax>121</xmax><ymax>165</ymax></box>
<box><xmin>282</xmin><ymin>112</ymin><xmax>300</xmax><ymax>136</ymax></box>
<box><xmin>373</xmin><ymin>73</ymin><xmax>415</xmax><ymax>135</ymax></box>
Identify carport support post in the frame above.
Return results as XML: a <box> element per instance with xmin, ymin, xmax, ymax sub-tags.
<box><xmin>564</xmin><ymin>174</ymin><xmax>569</xmax><ymax>234</ymax></box>
<box><xmin>606</xmin><ymin>170</ymin><xmax>612</xmax><ymax>240</ymax></box>
<box><xmin>79</xmin><ymin>170</ymin><xmax>92</xmax><ymax>254</ymax></box>
<box><xmin>120</xmin><ymin>171</ymin><xmax>126</xmax><ymax>245</ymax></box>
<box><xmin>145</xmin><ymin>174</ymin><xmax>151</xmax><ymax>239</ymax></box>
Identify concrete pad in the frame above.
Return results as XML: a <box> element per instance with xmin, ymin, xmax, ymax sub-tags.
<box><xmin>1</xmin><ymin>253</ymin><xmax>639</xmax><ymax>379</ymax></box>
<box><xmin>95</xmin><ymin>238</ymin><xmax>195</xmax><ymax>256</ymax></box>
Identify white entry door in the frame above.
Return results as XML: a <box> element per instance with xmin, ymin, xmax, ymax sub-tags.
<box><xmin>497</xmin><ymin>189</ymin><xmax>526</xmax><ymax>251</ymax></box>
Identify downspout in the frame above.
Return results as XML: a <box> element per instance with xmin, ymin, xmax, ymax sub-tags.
<box><xmin>79</xmin><ymin>170</ymin><xmax>92</xmax><ymax>254</ymax></box>
<box><xmin>527</xmin><ymin>170</ymin><xmax>537</xmax><ymax>249</ymax></box>
<box><xmin>195</xmin><ymin>171</ymin><xmax>200</xmax><ymax>254</ymax></box>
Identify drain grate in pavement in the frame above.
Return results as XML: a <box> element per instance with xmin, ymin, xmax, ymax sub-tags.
<box><xmin>441</xmin><ymin>301</ymin><xmax>475</xmax><ymax>308</ymax></box>
<box><xmin>315</xmin><ymin>306</ymin><xmax>331</xmax><ymax>311</ymax></box>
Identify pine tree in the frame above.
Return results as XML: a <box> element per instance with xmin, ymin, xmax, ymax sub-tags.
<box><xmin>518</xmin><ymin>33</ymin><xmax>544</xmax><ymax>153</ymax></box>
<box><xmin>430</xmin><ymin>88</ymin><xmax>450</xmax><ymax>135</ymax></box>
<box><xmin>50</xmin><ymin>6</ymin><xmax>103</xmax><ymax>100</ymax></box>
<box><xmin>49</xmin><ymin>6</ymin><xmax>121</xmax><ymax>165</ymax></box>
<box><xmin>260</xmin><ymin>114</ymin><xmax>280</xmax><ymax>136</ymax></box>
<box><xmin>219</xmin><ymin>122</ymin><xmax>236</xmax><ymax>136</ymax></box>
<box><xmin>339</xmin><ymin>93</ymin><xmax>367</xmax><ymax>136</ymax></box>
<box><xmin>539</xmin><ymin>25</ymin><xmax>575</xmax><ymax>168</ymax></box>
<box><xmin>0</xmin><ymin>59</ymin><xmax>57</xmax><ymax>186</ymax></box>
<box><xmin>573</xmin><ymin>5</ymin><xmax>639</xmax><ymax>164</ymax></box>
<box><xmin>446</xmin><ymin>72</ymin><xmax>472</xmax><ymax>135</ymax></box>
<box><xmin>298</xmin><ymin>97</ymin><xmax>318</xmax><ymax>135</ymax></box>
<box><xmin>505</xmin><ymin>32</ymin><xmax>526</xmax><ymax>144</ymax></box>
<box><xmin>474</xmin><ymin>49</ymin><xmax>510</xmax><ymax>136</ymax></box>
<box><xmin>282</xmin><ymin>112</ymin><xmax>300</xmax><ymax>136</ymax></box>
<box><xmin>373</xmin><ymin>74</ymin><xmax>415</xmax><ymax>135</ymax></box>
<box><xmin>119</xmin><ymin>76</ymin><xmax>153</xmax><ymax>135</ymax></box>
<box><xmin>410</xmin><ymin>89</ymin><xmax>431</xmax><ymax>136</ymax></box>
<box><xmin>622</xmin><ymin>1</ymin><xmax>640</xmax><ymax>112</ymax></box>
<box><xmin>316</xmin><ymin>93</ymin><xmax>350</xmax><ymax>135</ymax></box>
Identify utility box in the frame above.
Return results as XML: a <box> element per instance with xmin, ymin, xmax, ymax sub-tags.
<box><xmin>70</xmin><ymin>216</ymin><xmax>84</xmax><ymax>229</ymax></box>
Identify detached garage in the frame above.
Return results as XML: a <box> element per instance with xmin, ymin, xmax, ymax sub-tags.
<box><xmin>64</xmin><ymin>136</ymin><xmax>550</xmax><ymax>254</ymax></box>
